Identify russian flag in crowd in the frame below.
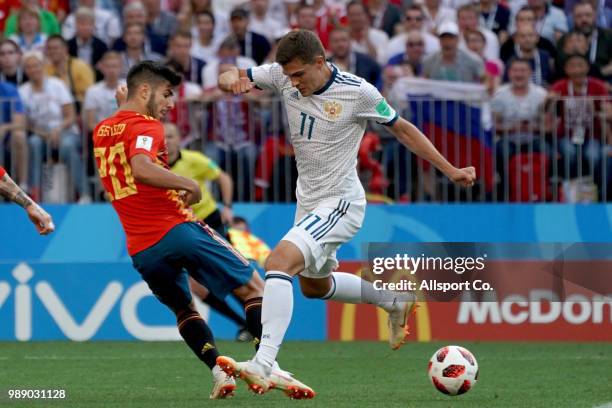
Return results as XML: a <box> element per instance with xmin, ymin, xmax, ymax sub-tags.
<box><xmin>391</xmin><ymin>79</ymin><xmax>494</xmax><ymax>192</ymax></box>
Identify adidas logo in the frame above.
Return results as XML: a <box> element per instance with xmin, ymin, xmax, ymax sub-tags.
<box><xmin>290</xmin><ymin>91</ymin><xmax>300</xmax><ymax>100</ymax></box>
<box><xmin>202</xmin><ymin>343</ymin><xmax>215</xmax><ymax>353</ymax></box>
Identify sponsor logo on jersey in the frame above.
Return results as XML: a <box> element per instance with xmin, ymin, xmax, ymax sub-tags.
<box><xmin>323</xmin><ymin>101</ymin><xmax>343</xmax><ymax>120</ymax></box>
<box><xmin>290</xmin><ymin>90</ymin><xmax>300</xmax><ymax>100</ymax></box>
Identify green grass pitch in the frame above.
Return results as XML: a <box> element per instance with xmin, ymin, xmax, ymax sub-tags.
<box><xmin>0</xmin><ymin>341</ymin><xmax>610</xmax><ymax>408</ymax></box>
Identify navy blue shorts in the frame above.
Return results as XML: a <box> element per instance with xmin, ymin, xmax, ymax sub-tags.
<box><xmin>131</xmin><ymin>222</ymin><xmax>253</xmax><ymax>311</ymax></box>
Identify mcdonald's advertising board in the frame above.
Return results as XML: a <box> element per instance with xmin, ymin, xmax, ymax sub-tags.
<box><xmin>327</xmin><ymin>262</ymin><xmax>611</xmax><ymax>342</ymax></box>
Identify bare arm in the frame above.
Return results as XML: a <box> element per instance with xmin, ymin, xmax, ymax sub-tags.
<box><xmin>389</xmin><ymin>117</ymin><xmax>476</xmax><ymax>186</ymax></box>
<box><xmin>0</xmin><ymin>172</ymin><xmax>55</xmax><ymax>235</ymax></box>
<box><xmin>0</xmin><ymin>171</ymin><xmax>33</xmax><ymax>208</ymax></box>
<box><xmin>218</xmin><ymin>67</ymin><xmax>253</xmax><ymax>94</ymax></box>
<box><xmin>130</xmin><ymin>154</ymin><xmax>202</xmax><ymax>204</ymax></box>
<box><xmin>60</xmin><ymin>103</ymin><xmax>77</xmax><ymax>131</ymax></box>
<box><xmin>216</xmin><ymin>170</ymin><xmax>234</xmax><ymax>224</ymax></box>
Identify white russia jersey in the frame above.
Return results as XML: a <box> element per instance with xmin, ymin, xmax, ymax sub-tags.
<box><xmin>247</xmin><ymin>63</ymin><xmax>398</xmax><ymax>210</ymax></box>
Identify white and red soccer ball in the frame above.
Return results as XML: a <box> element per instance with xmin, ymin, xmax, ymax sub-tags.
<box><xmin>428</xmin><ymin>345</ymin><xmax>479</xmax><ymax>396</ymax></box>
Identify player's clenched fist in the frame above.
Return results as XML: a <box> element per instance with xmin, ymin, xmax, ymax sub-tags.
<box><xmin>449</xmin><ymin>166</ymin><xmax>477</xmax><ymax>187</ymax></box>
<box><xmin>181</xmin><ymin>179</ymin><xmax>203</xmax><ymax>206</ymax></box>
<box><xmin>26</xmin><ymin>204</ymin><xmax>55</xmax><ymax>235</ymax></box>
<box><xmin>218</xmin><ymin>66</ymin><xmax>253</xmax><ymax>94</ymax></box>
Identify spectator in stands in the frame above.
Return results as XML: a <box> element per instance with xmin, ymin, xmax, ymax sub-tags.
<box><xmin>164</xmin><ymin>59</ymin><xmax>203</xmax><ymax>140</ymax></box>
<box><xmin>566</xmin><ymin>0</ymin><xmax>612</xmax><ymax>29</ymax></box>
<box><xmin>177</xmin><ymin>0</ymin><xmax>230</xmax><ymax>42</ymax></box>
<box><xmin>204</xmin><ymin>61</ymin><xmax>261</xmax><ymax>201</ymax></box>
<box><xmin>309</xmin><ymin>0</ymin><xmax>343</xmax><ymax>50</ymax></box>
<box><xmin>479</xmin><ymin>0</ymin><xmax>511</xmax><ymax>43</ymax></box>
<box><xmin>166</xmin><ymin>31</ymin><xmax>206</xmax><ymax>85</ymax></box>
<box><xmin>142</xmin><ymin>0</ymin><xmax>178</xmax><ymax>45</ymax></box>
<box><xmin>20</xmin><ymin>51</ymin><xmax>89</xmax><ymax>202</ymax></box>
<box><xmin>386</xmin><ymin>30</ymin><xmax>427</xmax><ymax>78</ymax></box>
<box><xmin>422</xmin><ymin>21</ymin><xmax>485</xmax><ymax>83</ymax></box>
<box><xmin>202</xmin><ymin>36</ymin><xmax>256</xmax><ymax>90</ymax></box>
<box><xmin>265</xmin><ymin>27</ymin><xmax>291</xmax><ymax>63</ymax></box>
<box><xmin>365</xmin><ymin>0</ymin><xmax>402</xmax><ymax>38</ymax></box>
<box><xmin>457</xmin><ymin>4</ymin><xmax>500</xmax><ymax>61</ymax></box>
<box><xmin>501</xmin><ymin>6</ymin><xmax>558</xmax><ymax>61</ymax></box>
<box><xmin>112</xmin><ymin>2</ymin><xmax>166</xmax><ymax>56</ymax></box>
<box><xmin>190</xmin><ymin>11</ymin><xmax>221</xmax><ymax>63</ymax></box>
<box><xmin>4</xmin><ymin>0</ymin><xmax>60</xmax><ymax>37</ymax></box>
<box><xmin>328</xmin><ymin>27</ymin><xmax>381</xmax><ymax>87</ymax></box>
<box><xmin>556</xmin><ymin>31</ymin><xmax>604</xmax><ymax>79</ymax></box>
<box><xmin>548</xmin><ymin>53</ymin><xmax>611</xmax><ymax>198</ymax></box>
<box><xmin>8</xmin><ymin>7</ymin><xmax>47</xmax><ymax>53</ymax></box>
<box><xmin>346</xmin><ymin>0</ymin><xmax>389</xmax><ymax>66</ymax></box>
<box><xmin>503</xmin><ymin>23</ymin><xmax>555</xmax><ymax>87</ymax></box>
<box><xmin>558</xmin><ymin>1</ymin><xmax>612</xmax><ymax>81</ymax></box>
<box><xmin>66</xmin><ymin>7</ymin><xmax>109</xmax><ymax>81</ymax></box>
<box><xmin>387</xmin><ymin>5</ymin><xmax>440</xmax><ymax>61</ymax></box>
<box><xmin>45</xmin><ymin>35</ymin><xmax>95</xmax><ymax>110</ymax></box>
<box><xmin>249</xmin><ymin>0</ymin><xmax>285</xmax><ymax>43</ymax></box>
<box><xmin>117</xmin><ymin>23</ymin><xmax>163</xmax><ymax>79</ymax></box>
<box><xmin>421</xmin><ymin>0</ymin><xmax>456</xmax><ymax>34</ymax></box>
<box><xmin>466</xmin><ymin>29</ymin><xmax>503</xmax><ymax>93</ymax></box>
<box><xmin>492</xmin><ymin>58</ymin><xmax>549</xmax><ymax>197</ymax></box>
<box><xmin>62</xmin><ymin>0</ymin><xmax>121</xmax><ymax>47</ymax></box>
<box><xmin>0</xmin><ymin>39</ymin><xmax>28</xmax><ymax>86</ymax></box>
<box><xmin>230</xmin><ymin>7</ymin><xmax>271</xmax><ymax>65</ymax></box>
<box><xmin>295</xmin><ymin>2</ymin><xmax>318</xmax><ymax>34</ymax></box>
<box><xmin>526</xmin><ymin>0</ymin><xmax>568</xmax><ymax>42</ymax></box>
<box><xmin>0</xmin><ymin>78</ymin><xmax>27</xmax><ymax>190</ymax></box>
<box><xmin>82</xmin><ymin>51</ymin><xmax>123</xmax><ymax>133</ymax></box>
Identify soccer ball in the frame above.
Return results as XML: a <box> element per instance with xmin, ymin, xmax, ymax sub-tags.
<box><xmin>428</xmin><ymin>345</ymin><xmax>478</xmax><ymax>396</ymax></box>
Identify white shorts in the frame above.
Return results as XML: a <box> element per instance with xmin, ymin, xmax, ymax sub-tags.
<box><xmin>282</xmin><ymin>198</ymin><xmax>366</xmax><ymax>279</ymax></box>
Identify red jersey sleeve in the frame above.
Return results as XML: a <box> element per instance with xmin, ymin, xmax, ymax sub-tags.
<box><xmin>0</xmin><ymin>166</ymin><xmax>6</xmax><ymax>178</ymax></box>
<box><xmin>127</xmin><ymin>118</ymin><xmax>165</xmax><ymax>161</ymax></box>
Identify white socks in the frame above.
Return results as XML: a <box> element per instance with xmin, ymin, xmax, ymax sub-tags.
<box><xmin>255</xmin><ymin>271</ymin><xmax>293</xmax><ymax>368</ymax></box>
<box><xmin>322</xmin><ymin>272</ymin><xmax>399</xmax><ymax>312</ymax></box>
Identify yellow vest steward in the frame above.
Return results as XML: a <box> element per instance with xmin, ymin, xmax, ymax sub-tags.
<box><xmin>170</xmin><ymin>149</ymin><xmax>220</xmax><ymax>220</ymax></box>
<box><xmin>228</xmin><ymin>228</ymin><xmax>271</xmax><ymax>267</ymax></box>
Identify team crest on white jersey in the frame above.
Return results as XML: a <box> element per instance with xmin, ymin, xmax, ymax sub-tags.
<box><xmin>323</xmin><ymin>101</ymin><xmax>343</xmax><ymax>120</ymax></box>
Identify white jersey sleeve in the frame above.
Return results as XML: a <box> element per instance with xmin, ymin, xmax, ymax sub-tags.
<box><xmin>246</xmin><ymin>63</ymin><xmax>288</xmax><ymax>93</ymax></box>
<box><xmin>355</xmin><ymin>81</ymin><xmax>399</xmax><ymax>126</ymax></box>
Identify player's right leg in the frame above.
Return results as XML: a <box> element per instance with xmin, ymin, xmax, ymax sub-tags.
<box><xmin>131</xmin><ymin>233</ymin><xmax>235</xmax><ymax>399</ymax></box>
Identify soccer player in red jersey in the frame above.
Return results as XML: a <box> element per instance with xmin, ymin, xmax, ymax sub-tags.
<box><xmin>92</xmin><ymin>61</ymin><xmax>265</xmax><ymax>399</ymax></box>
<box><xmin>0</xmin><ymin>166</ymin><xmax>55</xmax><ymax>235</ymax></box>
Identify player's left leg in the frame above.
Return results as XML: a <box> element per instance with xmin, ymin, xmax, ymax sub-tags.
<box><xmin>295</xmin><ymin>198</ymin><xmax>416</xmax><ymax>350</ymax></box>
<box><xmin>299</xmin><ymin>269</ymin><xmax>417</xmax><ymax>350</ymax></box>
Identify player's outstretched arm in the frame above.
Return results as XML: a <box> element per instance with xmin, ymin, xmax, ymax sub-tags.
<box><xmin>130</xmin><ymin>154</ymin><xmax>202</xmax><ymax>205</ymax></box>
<box><xmin>0</xmin><ymin>169</ymin><xmax>55</xmax><ymax>235</ymax></box>
<box><xmin>218</xmin><ymin>66</ymin><xmax>254</xmax><ymax>95</ymax></box>
<box><xmin>389</xmin><ymin>117</ymin><xmax>476</xmax><ymax>187</ymax></box>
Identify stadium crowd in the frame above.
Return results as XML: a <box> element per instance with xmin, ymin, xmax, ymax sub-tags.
<box><xmin>0</xmin><ymin>0</ymin><xmax>610</xmax><ymax>203</ymax></box>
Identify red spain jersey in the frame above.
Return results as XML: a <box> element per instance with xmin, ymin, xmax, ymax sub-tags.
<box><xmin>93</xmin><ymin>110</ymin><xmax>195</xmax><ymax>256</ymax></box>
<box><xmin>0</xmin><ymin>166</ymin><xmax>5</xmax><ymax>178</ymax></box>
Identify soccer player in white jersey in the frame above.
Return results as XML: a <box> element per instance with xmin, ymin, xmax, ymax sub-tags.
<box><xmin>216</xmin><ymin>30</ymin><xmax>476</xmax><ymax>399</ymax></box>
